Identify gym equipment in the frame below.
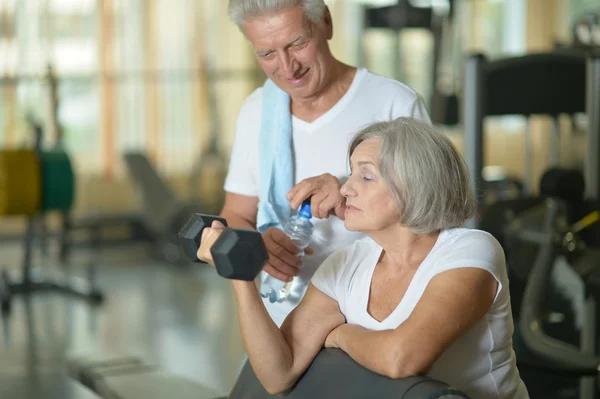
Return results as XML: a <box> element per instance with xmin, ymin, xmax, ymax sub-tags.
<box><xmin>66</xmin><ymin>352</ymin><xmax>223</xmax><ymax>399</ymax></box>
<box><xmin>430</xmin><ymin>0</ymin><xmax>460</xmax><ymax>126</ymax></box>
<box><xmin>0</xmin><ymin>122</ymin><xmax>103</xmax><ymax>314</ymax></box>
<box><xmin>40</xmin><ymin>150</ymin><xmax>75</xmax><ymax>212</ymax></box>
<box><xmin>0</xmin><ymin>149</ymin><xmax>42</xmax><ymax>216</ymax></box>
<box><xmin>178</xmin><ymin>214</ymin><xmax>227</xmax><ymax>263</ymax></box>
<box><xmin>189</xmin><ymin>61</ymin><xmax>227</xmax><ymax>216</ymax></box>
<box><xmin>363</xmin><ymin>0</ymin><xmax>460</xmax><ymax>126</ymax></box>
<box><xmin>123</xmin><ymin>152</ymin><xmax>205</xmax><ymax>264</ymax></box>
<box><xmin>508</xmin><ymin>198</ymin><xmax>600</xmax><ymax>399</ymax></box>
<box><xmin>539</xmin><ymin>167</ymin><xmax>586</xmax><ymax>208</ymax></box>
<box><xmin>572</xmin><ymin>10</ymin><xmax>600</xmax><ymax>48</ymax></box>
<box><xmin>0</xmin><ymin>349</ymin><xmax>102</xmax><ymax>399</ymax></box>
<box><xmin>364</xmin><ymin>0</ymin><xmax>432</xmax><ymax>32</ymax></box>
<box><xmin>588</xmin><ymin>54</ymin><xmax>600</xmax><ymax>200</ymax></box>
<box><xmin>67</xmin><ymin>349</ymin><xmax>470</xmax><ymax>399</ymax></box>
<box><xmin>498</xmin><ymin>168</ymin><xmax>586</xmax><ymax>283</ymax></box>
<box><xmin>231</xmin><ymin>348</ymin><xmax>469</xmax><ymax>398</ymax></box>
<box><xmin>0</xmin><ymin>149</ymin><xmax>75</xmax><ymax>215</ymax></box>
<box><xmin>481</xmin><ymin>166</ymin><xmax>525</xmax><ymax>205</ymax></box>
<box><xmin>463</xmin><ymin>52</ymin><xmax>600</xmax><ymax>224</ymax></box>
<box><xmin>178</xmin><ymin>213</ymin><xmax>268</xmax><ymax>281</ymax></box>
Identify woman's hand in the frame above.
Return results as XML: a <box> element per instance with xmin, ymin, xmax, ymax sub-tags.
<box><xmin>286</xmin><ymin>173</ymin><xmax>346</xmax><ymax>219</ymax></box>
<box><xmin>196</xmin><ymin>220</ymin><xmax>226</xmax><ymax>267</ymax></box>
<box><xmin>324</xmin><ymin>324</ymin><xmax>345</xmax><ymax>349</ymax></box>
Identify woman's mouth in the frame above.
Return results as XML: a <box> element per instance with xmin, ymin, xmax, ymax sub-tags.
<box><xmin>344</xmin><ymin>205</ymin><xmax>361</xmax><ymax>214</ymax></box>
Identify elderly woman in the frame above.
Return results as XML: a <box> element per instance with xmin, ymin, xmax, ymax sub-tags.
<box><xmin>198</xmin><ymin>117</ymin><xmax>529</xmax><ymax>399</ymax></box>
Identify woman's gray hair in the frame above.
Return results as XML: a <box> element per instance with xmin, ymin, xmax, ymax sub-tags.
<box><xmin>348</xmin><ymin>117</ymin><xmax>477</xmax><ymax>234</ymax></box>
<box><xmin>228</xmin><ymin>0</ymin><xmax>326</xmax><ymax>27</ymax></box>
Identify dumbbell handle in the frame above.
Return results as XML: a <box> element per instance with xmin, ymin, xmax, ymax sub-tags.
<box><xmin>178</xmin><ymin>214</ymin><xmax>228</xmax><ymax>263</ymax></box>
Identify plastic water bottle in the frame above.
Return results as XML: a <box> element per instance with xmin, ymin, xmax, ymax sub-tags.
<box><xmin>260</xmin><ymin>200</ymin><xmax>314</xmax><ymax>303</ymax></box>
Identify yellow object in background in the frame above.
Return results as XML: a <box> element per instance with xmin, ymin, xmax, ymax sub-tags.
<box><xmin>0</xmin><ymin>150</ymin><xmax>41</xmax><ymax>216</ymax></box>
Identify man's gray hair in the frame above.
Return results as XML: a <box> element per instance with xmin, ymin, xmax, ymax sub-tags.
<box><xmin>228</xmin><ymin>0</ymin><xmax>326</xmax><ymax>26</ymax></box>
<box><xmin>348</xmin><ymin>117</ymin><xmax>477</xmax><ymax>235</ymax></box>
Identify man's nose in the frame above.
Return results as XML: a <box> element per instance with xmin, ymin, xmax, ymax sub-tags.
<box><xmin>279</xmin><ymin>52</ymin><xmax>299</xmax><ymax>78</ymax></box>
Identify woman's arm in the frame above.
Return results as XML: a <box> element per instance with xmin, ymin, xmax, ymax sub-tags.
<box><xmin>234</xmin><ymin>283</ymin><xmax>344</xmax><ymax>393</ymax></box>
<box><xmin>325</xmin><ymin>267</ymin><xmax>498</xmax><ymax>379</ymax></box>
<box><xmin>198</xmin><ymin>223</ymin><xmax>344</xmax><ymax>393</ymax></box>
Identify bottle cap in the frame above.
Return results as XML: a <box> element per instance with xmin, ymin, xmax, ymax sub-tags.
<box><xmin>298</xmin><ymin>199</ymin><xmax>312</xmax><ymax>219</ymax></box>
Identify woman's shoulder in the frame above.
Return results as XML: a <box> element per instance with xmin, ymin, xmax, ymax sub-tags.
<box><xmin>437</xmin><ymin>228</ymin><xmax>505</xmax><ymax>266</ymax></box>
<box><xmin>442</xmin><ymin>228</ymin><xmax>502</xmax><ymax>250</ymax></box>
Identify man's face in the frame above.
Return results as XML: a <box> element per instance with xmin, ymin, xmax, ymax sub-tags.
<box><xmin>242</xmin><ymin>6</ymin><xmax>333</xmax><ymax>100</ymax></box>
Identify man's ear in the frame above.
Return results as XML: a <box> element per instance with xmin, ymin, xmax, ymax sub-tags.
<box><xmin>324</xmin><ymin>6</ymin><xmax>333</xmax><ymax>39</ymax></box>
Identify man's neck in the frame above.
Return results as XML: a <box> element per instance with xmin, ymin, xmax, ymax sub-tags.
<box><xmin>291</xmin><ymin>61</ymin><xmax>357</xmax><ymax>123</ymax></box>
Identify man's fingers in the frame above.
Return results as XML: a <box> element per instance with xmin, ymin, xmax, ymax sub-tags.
<box><xmin>319</xmin><ymin>195</ymin><xmax>345</xmax><ymax>219</ymax></box>
<box><xmin>263</xmin><ymin>264</ymin><xmax>295</xmax><ymax>282</ymax></box>
<box><xmin>265</xmin><ymin>228</ymin><xmax>299</xmax><ymax>255</ymax></box>
<box><xmin>333</xmin><ymin>202</ymin><xmax>346</xmax><ymax>220</ymax></box>
<box><xmin>267</xmin><ymin>249</ymin><xmax>301</xmax><ymax>273</ymax></box>
<box><xmin>287</xmin><ymin>182</ymin><xmax>316</xmax><ymax>210</ymax></box>
<box><xmin>310</xmin><ymin>191</ymin><xmax>331</xmax><ymax>219</ymax></box>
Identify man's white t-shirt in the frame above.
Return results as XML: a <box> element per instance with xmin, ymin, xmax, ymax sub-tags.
<box><xmin>224</xmin><ymin>67</ymin><xmax>431</xmax><ymax>327</ymax></box>
<box><xmin>312</xmin><ymin>228</ymin><xmax>530</xmax><ymax>399</ymax></box>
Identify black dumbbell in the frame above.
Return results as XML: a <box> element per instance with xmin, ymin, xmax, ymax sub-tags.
<box><xmin>177</xmin><ymin>214</ymin><xmax>268</xmax><ymax>281</ymax></box>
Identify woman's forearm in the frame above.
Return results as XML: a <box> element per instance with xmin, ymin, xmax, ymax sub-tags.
<box><xmin>232</xmin><ymin>280</ymin><xmax>295</xmax><ymax>393</ymax></box>
<box><xmin>337</xmin><ymin>325</ymin><xmax>416</xmax><ymax>379</ymax></box>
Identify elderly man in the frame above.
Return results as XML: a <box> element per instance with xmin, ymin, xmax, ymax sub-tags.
<box><xmin>221</xmin><ymin>0</ymin><xmax>431</xmax><ymax>327</ymax></box>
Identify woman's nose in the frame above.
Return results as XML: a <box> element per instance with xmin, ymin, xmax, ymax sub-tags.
<box><xmin>340</xmin><ymin>181</ymin><xmax>355</xmax><ymax>198</ymax></box>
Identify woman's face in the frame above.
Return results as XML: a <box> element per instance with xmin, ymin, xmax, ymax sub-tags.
<box><xmin>340</xmin><ymin>139</ymin><xmax>401</xmax><ymax>232</ymax></box>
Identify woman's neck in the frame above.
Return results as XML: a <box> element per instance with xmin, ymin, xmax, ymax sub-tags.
<box><xmin>371</xmin><ymin>226</ymin><xmax>440</xmax><ymax>271</ymax></box>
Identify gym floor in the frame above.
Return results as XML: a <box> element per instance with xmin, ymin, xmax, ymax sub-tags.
<box><xmin>0</xmin><ymin>241</ymin><xmax>246</xmax><ymax>398</ymax></box>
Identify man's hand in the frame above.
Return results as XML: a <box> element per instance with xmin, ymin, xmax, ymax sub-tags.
<box><xmin>196</xmin><ymin>220</ymin><xmax>226</xmax><ymax>267</ymax></box>
<box><xmin>262</xmin><ymin>227</ymin><xmax>313</xmax><ymax>282</ymax></box>
<box><xmin>286</xmin><ymin>173</ymin><xmax>346</xmax><ymax>219</ymax></box>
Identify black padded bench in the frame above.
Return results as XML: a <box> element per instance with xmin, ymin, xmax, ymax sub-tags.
<box><xmin>68</xmin><ymin>348</ymin><xmax>469</xmax><ymax>399</ymax></box>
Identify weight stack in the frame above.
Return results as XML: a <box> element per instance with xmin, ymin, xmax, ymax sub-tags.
<box><xmin>40</xmin><ymin>151</ymin><xmax>75</xmax><ymax>212</ymax></box>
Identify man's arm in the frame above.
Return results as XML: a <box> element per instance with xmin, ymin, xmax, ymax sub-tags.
<box><xmin>233</xmin><ymin>282</ymin><xmax>345</xmax><ymax>394</ymax></box>
<box><xmin>220</xmin><ymin>192</ymin><xmax>259</xmax><ymax>230</ymax></box>
<box><xmin>326</xmin><ymin>268</ymin><xmax>498</xmax><ymax>378</ymax></box>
